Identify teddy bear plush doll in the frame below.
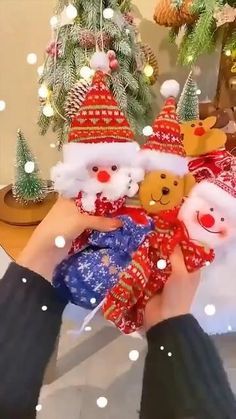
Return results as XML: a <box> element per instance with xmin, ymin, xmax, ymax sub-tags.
<box><xmin>51</xmin><ymin>66</ymin><xmax>144</xmax><ymax>254</ymax></box>
<box><xmin>102</xmin><ymin>81</ymin><xmax>217</xmax><ymax>334</ymax></box>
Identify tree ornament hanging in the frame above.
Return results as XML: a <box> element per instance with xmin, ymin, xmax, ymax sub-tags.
<box><xmin>65</xmin><ymin>79</ymin><xmax>91</xmax><ymax>120</ymax></box>
<box><xmin>46</xmin><ymin>41</ymin><xmax>63</xmax><ymax>58</ymax></box>
<box><xmin>140</xmin><ymin>43</ymin><xmax>159</xmax><ymax>85</ymax></box>
<box><xmin>78</xmin><ymin>29</ymin><xmax>96</xmax><ymax>49</ymax></box>
<box><xmin>214</xmin><ymin>4</ymin><xmax>236</xmax><ymax>28</ymax></box>
<box><xmin>154</xmin><ymin>0</ymin><xmax>196</xmax><ymax>28</ymax></box>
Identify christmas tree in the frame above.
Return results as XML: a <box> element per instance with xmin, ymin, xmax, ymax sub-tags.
<box><xmin>177</xmin><ymin>71</ymin><xmax>199</xmax><ymax>122</ymax></box>
<box><xmin>154</xmin><ymin>0</ymin><xmax>236</xmax><ymax>66</ymax></box>
<box><xmin>12</xmin><ymin>130</ymin><xmax>46</xmax><ymax>204</ymax></box>
<box><xmin>38</xmin><ymin>0</ymin><xmax>154</xmax><ymax>148</ymax></box>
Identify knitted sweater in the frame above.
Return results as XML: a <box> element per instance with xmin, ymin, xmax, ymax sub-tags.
<box><xmin>0</xmin><ymin>263</ymin><xmax>235</xmax><ymax>418</ymax></box>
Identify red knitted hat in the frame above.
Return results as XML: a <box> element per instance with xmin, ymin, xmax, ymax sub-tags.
<box><xmin>140</xmin><ymin>80</ymin><xmax>188</xmax><ymax>176</ymax></box>
<box><xmin>63</xmin><ymin>71</ymin><xmax>138</xmax><ymax>167</ymax></box>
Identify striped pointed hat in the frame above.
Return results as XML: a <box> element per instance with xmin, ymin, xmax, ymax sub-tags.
<box><xmin>140</xmin><ymin>80</ymin><xmax>188</xmax><ymax>176</ymax></box>
<box><xmin>63</xmin><ymin>71</ymin><xmax>139</xmax><ymax>167</ymax></box>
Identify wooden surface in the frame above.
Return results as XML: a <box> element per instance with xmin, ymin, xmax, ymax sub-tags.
<box><xmin>0</xmin><ymin>220</ymin><xmax>35</xmax><ymax>260</ymax></box>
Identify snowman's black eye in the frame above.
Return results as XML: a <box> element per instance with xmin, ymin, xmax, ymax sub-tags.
<box><xmin>92</xmin><ymin>166</ymin><xmax>98</xmax><ymax>172</ymax></box>
<box><xmin>210</xmin><ymin>208</ymin><xmax>214</xmax><ymax>212</ymax></box>
<box><xmin>174</xmin><ymin>181</ymin><xmax>178</xmax><ymax>186</ymax></box>
<box><xmin>191</xmin><ymin>123</ymin><xmax>196</xmax><ymax>127</ymax></box>
<box><xmin>111</xmin><ymin>165</ymin><xmax>117</xmax><ymax>171</ymax></box>
<box><xmin>221</xmin><ymin>218</ymin><xmax>225</xmax><ymax>222</ymax></box>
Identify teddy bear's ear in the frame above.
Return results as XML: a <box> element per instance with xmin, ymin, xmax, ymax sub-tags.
<box><xmin>184</xmin><ymin>173</ymin><xmax>196</xmax><ymax>197</ymax></box>
<box><xmin>203</xmin><ymin>116</ymin><xmax>217</xmax><ymax>130</ymax></box>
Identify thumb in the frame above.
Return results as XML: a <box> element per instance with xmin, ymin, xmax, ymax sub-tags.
<box><xmin>83</xmin><ymin>215</ymin><xmax>123</xmax><ymax>232</ymax></box>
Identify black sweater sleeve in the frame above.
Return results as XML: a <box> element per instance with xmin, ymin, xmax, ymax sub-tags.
<box><xmin>0</xmin><ymin>262</ymin><xmax>67</xmax><ymax>419</ymax></box>
<box><xmin>140</xmin><ymin>315</ymin><xmax>236</xmax><ymax>419</ymax></box>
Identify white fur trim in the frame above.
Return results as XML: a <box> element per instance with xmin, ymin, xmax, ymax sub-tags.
<box><xmin>160</xmin><ymin>80</ymin><xmax>180</xmax><ymax>99</ymax></box>
<box><xmin>191</xmin><ymin>180</ymin><xmax>236</xmax><ymax>220</ymax></box>
<box><xmin>63</xmin><ymin>142</ymin><xmax>140</xmax><ymax>166</ymax></box>
<box><xmin>137</xmin><ymin>149</ymin><xmax>188</xmax><ymax>176</ymax></box>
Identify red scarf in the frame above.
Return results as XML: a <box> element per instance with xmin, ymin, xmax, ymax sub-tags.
<box><xmin>188</xmin><ymin>149</ymin><xmax>232</xmax><ymax>183</ymax></box>
<box><xmin>103</xmin><ymin>208</ymin><xmax>215</xmax><ymax>334</ymax></box>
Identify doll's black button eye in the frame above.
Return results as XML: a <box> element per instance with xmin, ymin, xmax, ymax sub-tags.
<box><xmin>210</xmin><ymin>208</ymin><xmax>214</xmax><ymax>212</ymax></box>
<box><xmin>191</xmin><ymin>124</ymin><xmax>196</xmax><ymax>127</ymax></box>
<box><xmin>161</xmin><ymin>174</ymin><xmax>166</xmax><ymax>179</ymax></box>
<box><xmin>92</xmin><ymin>166</ymin><xmax>98</xmax><ymax>172</ymax></box>
<box><xmin>174</xmin><ymin>181</ymin><xmax>178</xmax><ymax>186</ymax></box>
<box><xmin>221</xmin><ymin>218</ymin><xmax>225</xmax><ymax>222</ymax></box>
<box><xmin>199</xmin><ymin>122</ymin><xmax>203</xmax><ymax>126</ymax></box>
<box><xmin>111</xmin><ymin>165</ymin><xmax>117</xmax><ymax>171</ymax></box>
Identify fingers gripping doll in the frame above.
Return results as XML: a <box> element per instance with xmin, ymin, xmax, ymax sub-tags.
<box><xmin>51</xmin><ymin>68</ymin><xmax>144</xmax><ymax>254</ymax></box>
<box><xmin>177</xmin><ymin>72</ymin><xmax>233</xmax><ymax>183</ymax></box>
<box><xmin>103</xmin><ymin>80</ymin><xmax>217</xmax><ymax>334</ymax></box>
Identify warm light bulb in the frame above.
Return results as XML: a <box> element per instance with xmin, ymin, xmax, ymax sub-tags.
<box><xmin>144</xmin><ymin>64</ymin><xmax>154</xmax><ymax>78</ymax></box>
<box><xmin>129</xmin><ymin>350</ymin><xmax>140</xmax><ymax>361</ymax></box>
<box><xmin>0</xmin><ymin>100</ymin><xmax>6</xmax><ymax>111</ymax></box>
<box><xmin>66</xmin><ymin>4</ymin><xmax>78</xmax><ymax>19</ymax></box>
<box><xmin>204</xmin><ymin>304</ymin><xmax>216</xmax><ymax>316</ymax></box>
<box><xmin>24</xmin><ymin>161</ymin><xmax>35</xmax><ymax>174</ymax></box>
<box><xmin>103</xmin><ymin>8</ymin><xmax>114</xmax><ymax>19</ymax></box>
<box><xmin>142</xmin><ymin>125</ymin><xmax>153</xmax><ymax>136</ymax></box>
<box><xmin>96</xmin><ymin>397</ymin><xmax>108</xmax><ymax>408</ymax></box>
<box><xmin>50</xmin><ymin>15</ymin><xmax>59</xmax><ymax>28</ymax></box>
<box><xmin>225</xmin><ymin>49</ymin><xmax>231</xmax><ymax>57</ymax></box>
<box><xmin>196</xmin><ymin>89</ymin><xmax>201</xmax><ymax>95</ymax></box>
<box><xmin>43</xmin><ymin>103</ymin><xmax>54</xmax><ymax>117</ymax></box>
<box><xmin>37</xmin><ymin>65</ymin><xmax>44</xmax><ymax>77</ymax></box>
<box><xmin>38</xmin><ymin>84</ymin><xmax>49</xmax><ymax>99</ymax></box>
<box><xmin>27</xmin><ymin>53</ymin><xmax>37</xmax><ymax>65</ymax></box>
<box><xmin>80</xmin><ymin>66</ymin><xmax>93</xmax><ymax>80</ymax></box>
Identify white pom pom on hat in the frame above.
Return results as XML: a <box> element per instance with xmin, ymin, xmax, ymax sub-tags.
<box><xmin>90</xmin><ymin>51</ymin><xmax>110</xmax><ymax>73</ymax></box>
<box><xmin>160</xmin><ymin>79</ymin><xmax>180</xmax><ymax>99</ymax></box>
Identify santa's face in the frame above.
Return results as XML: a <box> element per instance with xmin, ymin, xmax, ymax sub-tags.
<box><xmin>179</xmin><ymin>195</ymin><xmax>232</xmax><ymax>248</ymax></box>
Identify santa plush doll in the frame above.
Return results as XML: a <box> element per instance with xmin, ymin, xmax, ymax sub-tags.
<box><xmin>51</xmin><ymin>70</ymin><xmax>143</xmax><ymax>253</ymax></box>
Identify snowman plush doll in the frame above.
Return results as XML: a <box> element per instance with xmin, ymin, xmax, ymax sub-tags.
<box><xmin>51</xmin><ymin>70</ymin><xmax>144</xmax><ymax>253</ymax></box>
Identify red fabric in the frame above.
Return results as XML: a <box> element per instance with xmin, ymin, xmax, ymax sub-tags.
<box><xmin>69</xmin><ymin>194</ymin><xmax>125</xmax><ymax>254</ymax></box>
<box><xmin>68</xmin><ymin>71</ymin><xmax>134</xmax><ymax>143</ymax></box>
<box><xmin>142</xmin><ymin>97</ymin><xmax>186</xmax><ymax>158</ymax></box>
<box><xmin>188</xmin><ymin>150</ymin><xmax>233</xmax><ymax>183</ymax></box>
<box><xmin>102</xmin><ymin>208</ymin><xmax>215</xmax><ymax>334</ymax></box>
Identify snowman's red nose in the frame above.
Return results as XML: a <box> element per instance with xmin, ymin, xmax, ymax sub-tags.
<box><xmin>97</xmin><ymin>170</ymin><xmax>111</xmax><ymax>183</ymax></box>
<box><xmin>200</xmin><ymin>214</ymin><xmax>215</xmax><ymax>228</ymax></box>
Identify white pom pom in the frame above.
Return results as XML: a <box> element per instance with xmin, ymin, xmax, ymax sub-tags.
<box><xmin>90</xmin><ymin>52</ymin><xmax>110</xmax><ymax>73</ymax></box>
<box><xmin>160</xmin><ymin>80</ymin><xmax>180</xmax><ymax>99</ymax></box>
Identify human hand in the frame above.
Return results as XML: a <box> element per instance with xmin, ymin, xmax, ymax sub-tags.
<box><xmin>144</xmin><ymin>246</ymin><xmax>201</xmax><ymax>331</ymax></box>
<box><xmin>17</xmin><ymin>197</ymin><xmax>122</xmax><ymax>281</ymax></box>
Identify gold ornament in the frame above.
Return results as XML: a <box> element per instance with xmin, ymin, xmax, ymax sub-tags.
<box><xmin>229</xmin><ymin>76</ymin><xmax>236</xmax><ymax>91</ymax></box>
<box><xmin>214</xmin><ymin>4</ymin><xmax>236</xmax><ymax>28</ymax></box>
<box><xmin>153</xmin><ymin>0</ymin><xmax>196</xmax><ymax>28</ymax></box>
<box><xmin>231</xmin><ymin>62</ymin><xmax>236</xmax><ymax>73</ymax></box>
<box><xmin>140</xmin><ymin>43</ymin><xmax>159</xmax><ymax>85</ymax></box>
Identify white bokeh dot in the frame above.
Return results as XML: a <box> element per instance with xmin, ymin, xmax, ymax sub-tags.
<box><xmin>205</xmin><ymin>261</ymin><xmax>211</xmax><ymax>266</ymax></box>
<box><xmin>103</xmin><ymin>7</ymin><xmax>114</xmax><ymax>19</ymax></box>
<box><xmin>96</xmin><ymin>397</ymin><xmax>108</xmax><ymax>408</ymax></box>
<box><xmin>129</xmin><ymin>350</ymin><xmax>140</xmax><ymax>362</ymax></box>
<box><xmin>27</xmin><ymin>53</ymin><xmax>38</xmax><ymax>65</ymax></box>
<box><xmin>37</xmin><ymin>65</ymin><xmax>44</xmax><ymax>77</ymax></box>
<box><xmin>228</xmin><ymin>325</ymin><xmax>232</xmax><ymax>332</ymax></box>
<box><xmin>142</xmin><ymin>125</ymin><xmax>153</xmax><ymax>137</ymax></box>
<box><xmin>80</xmin><ymin>66</ymin><xmax>93</xmax><ymax>80</ymax></box>
<box><xmin>0</xmin><ymin>100</ymin><xmax>6</xmax><ymax>111</ymax></box>
<box><xmin>84</xmin><ymin>326</ymin><xmax>92</xmax><ymax>332</ymax></box>
<box><xmin>90</xmin><ymin>297</ymin><xmax>97</xmax><ymax>305</ymax></box>
<box><xmin>50</xmin><ymin>143</ymin><xmax>56</xmax><ymax>148</ymax></box>
<box><xmin>66</xmin><ymin>4</ymin><xmax>78</xmax><ymax>19</ymax></box>
<box><xmin>36</xmin><ymin>404</ymin><xmax>42</xmax><ymax>412</ymax></box>
<box><xmin>196</xmin><ymin>89</ymin><xmax>201</xmax><ymax>95</ymax></box>
<box><xmin>55</xmin><ymin>235</ymin><xmax>66</xmax><ymax>248</ymax></box>
<box><xmin>50</xmin><ymin>15</ymin><xmax>58</xmax><ymax>27</ymax></box>
<box><xmin>160</xmin><ymin>346</ymin><xmax>164</xmax><ymax>351</ymax></box>
<box><xmin>43</xmin><ymin>103</ymin><xmax>54</xmax><ymax>117</ymax></box>
<box><xmin>168</xmin><ymin>352</ymin><xmax>172</xmax><ymax>357</ymax></box>
<box><xmin>41</xmin><ymin>305</ymin><xmax>48</xmax><ymax>312</ymax></box>
<box><xmin>204</xmin><ymin>304</ymin><xmax>216</xmax><ymax>316</ymax></box>
<box><xmin>24</xmin><ymin>161</ymin><xmax>35</xmax><ymax>174</ymax></box>
<box><xmin>157</xmin><ymin>259</ymin><xmax>167</xmax><ymax>270</ymax></box>
<box><xmin>22</xmin><ymin>278</ymin><xmax>27</xmax><ymax>284</ymax></box>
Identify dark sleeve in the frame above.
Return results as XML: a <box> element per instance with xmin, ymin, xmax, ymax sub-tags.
<box><xmin>140</xmin><ymin>314</ymin><xmax>236</xmax><ymax>419</ymax></box>
<box><xmin>0</xmin><ymin>262</ymin><xmax>67</xmax><ymax>419</ymax></box>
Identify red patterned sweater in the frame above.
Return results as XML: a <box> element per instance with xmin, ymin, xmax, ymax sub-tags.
<box><xmin>188</xmin><ymin>149</ymin><xmax>232</xmax><ymax>183</ymax></box>
<box><xmin>103</xmin><ymin>208</ymin><xmax>215</xmax><ymax>334</ymax></box>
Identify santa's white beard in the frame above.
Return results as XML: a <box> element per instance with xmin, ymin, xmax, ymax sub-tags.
<box><xmin>192</xmin><ymin>238</ymin><xmax>236</xmax><ymax>334</ymax></box>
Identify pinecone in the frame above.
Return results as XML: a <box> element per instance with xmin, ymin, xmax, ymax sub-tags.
<box><xmin>78</xmin><ymin>29</ymin><xmax>96</xmax><ymax>49</ymax></box>
<box><xmin>140</xmin><ymin>43</ymin><xmax>159</xmax><ymax>86</ymax></box>
<box><xmin>65</xmin><ymin>80</ymin><xmax>91</xmax><ymax>120</ymax></box>
<box><xmin>96</xmin><ymin>31</ymin><xmax>112</xmax><ymax>50</ymax></box>
<box><xmin>154</xmin><ymin>0</ymin><xmax>196</xmax><ymax>28</ymax></box>
<box><xmin>123</xmin><ymin>12</ymin><xmax>134</xmax><ymax>25</ymax></box>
